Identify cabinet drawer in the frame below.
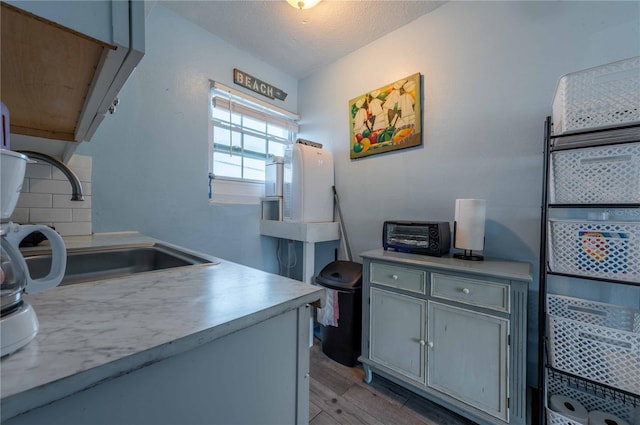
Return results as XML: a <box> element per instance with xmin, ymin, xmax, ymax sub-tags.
<box><xmin>370</xmin><ymin>262</ymin><xmax>426</xmax><ymax>294</ymax></box>
<box><xmin>430</xmin><ymin>273</ymin><xmax>509</xmax><ymax>312</ymax></box>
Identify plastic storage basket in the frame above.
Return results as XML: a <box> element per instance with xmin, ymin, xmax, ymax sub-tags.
<box><xmin>545</xmin><ymin>409</ymin><xmax>584</xmax><ymax>425</ymax></box>
<box><xmin>552</xmin><ymin>56</ymin><xmax>640</xmax><ymax>135</ymax></box>
<box><xmin>548</xmin><ymin>219</ymin><xmax>640</xmax><ymax>282</ymax></box>
<box><xmin>546</xmin><ymin>368</ymin><xmax>639</xmax><ymax>425</ymax></box>
<box><xmin>550</xmin><ymin>142</ymin><xmax>640</xmax><ymax>204</ymax></box>
<box><xmin>547</xmin><ymin>294</ymin><xmax>640</xmax><ymax>395</ymax></box>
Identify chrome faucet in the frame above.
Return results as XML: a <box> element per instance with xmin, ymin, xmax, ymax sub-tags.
<box><xmin>18</xmin><ymin>151</ymin><xmax>84</xmax><ymax>201</ymax></box>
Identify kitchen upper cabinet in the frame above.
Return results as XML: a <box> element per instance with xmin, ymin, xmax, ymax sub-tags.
<box><xmin>0</xmin><ymin>0</ymin><xmax>144</xmax><ymax>161</ymax></box>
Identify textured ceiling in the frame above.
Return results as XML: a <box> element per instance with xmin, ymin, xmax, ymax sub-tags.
<box><xmin>155</xmin><ymin>1</ymin><xmax>446</xmax><ymax>79</ymax></box>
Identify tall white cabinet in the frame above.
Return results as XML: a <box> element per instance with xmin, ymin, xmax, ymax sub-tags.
<box><xmin>360</xmin><ymin>250</ymin><xmax>531</xmax><ymax>425</ymax></box>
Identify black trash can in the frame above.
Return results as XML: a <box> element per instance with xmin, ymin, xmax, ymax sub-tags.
<box><xmin>315</xmin><ymin>260</ymin><xmax>362</xmax><ymax>367</ymax></box>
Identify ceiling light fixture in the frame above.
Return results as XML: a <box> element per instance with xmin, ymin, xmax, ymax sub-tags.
<box><xmin>286</xmin><ymin>0</ymin><xmax>321</xmax><ymax>10</ymax></box>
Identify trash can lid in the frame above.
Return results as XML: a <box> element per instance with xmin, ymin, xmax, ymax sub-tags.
<box><xmin>315</xmin><ymin>260</ymin><xmax>362</xmax><ymax>291</ymax></box>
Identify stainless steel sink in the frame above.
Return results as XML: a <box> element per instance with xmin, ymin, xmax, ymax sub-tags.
<box><xmin>24</xmin><ymin>244</ymin><xmax>216</xmax><ymax>286</ymax></box>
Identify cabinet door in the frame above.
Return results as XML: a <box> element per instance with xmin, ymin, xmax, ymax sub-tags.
<box><xmin>370</xmin><ymin>288</ymin><xmax>426</xmax><ymax>383</ymax></box>
<box><xmin>427</xmin><ymin>301</ymin><xmax>509</xmax><ymax>422</ymax></box>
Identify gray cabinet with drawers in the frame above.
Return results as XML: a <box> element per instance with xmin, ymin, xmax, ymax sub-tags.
<box><xmin>360</xmin><ymin>249</ymin><xmax>531</xmax><ymax>425</ymax></box>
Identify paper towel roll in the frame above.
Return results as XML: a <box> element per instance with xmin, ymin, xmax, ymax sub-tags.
<box><xmin>454</xmin><ymin>199</ymin><xmax>486</xmax><ymax>251</ymax></box>
<box><xmin>549</xmin><ymin>394</ymin><xmax>588</xmax><ymax>424</ymax></box>
<box><xmin>588</xmin><ymin>410</ymin><xmax>630</xmax><ymax>425</ymax></box>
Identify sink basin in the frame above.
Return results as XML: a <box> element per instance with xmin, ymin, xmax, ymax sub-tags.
<box><xmin>24</xmin><ymin>244</ymin><xmax>216</xmax><ymax>286</ymax></box>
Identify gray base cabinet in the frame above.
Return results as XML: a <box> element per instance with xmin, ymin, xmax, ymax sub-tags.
<box><xmin>4</xmin><ymin>306</ymin><xmax>312</xmax><ymax>425</ymax></box>
<box><xmin>359</xmin><ymin>249</ymin><xmax>531</xmax><ymax>425</ymax></box>
<box><xmin>370</xmin><ymin>288</ymin><xmax>426</xmax><ymax>383</ymax></box>
<box><xmin>428</xmin><ymin>301</ymin><xmax>509</xmax><ymax>421</ymax></box>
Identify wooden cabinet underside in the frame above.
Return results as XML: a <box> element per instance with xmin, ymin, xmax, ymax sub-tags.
<box><xmin>1</xmin><ymin>3</ymin><xmax>113</xmax><ymax>142</ymax></box>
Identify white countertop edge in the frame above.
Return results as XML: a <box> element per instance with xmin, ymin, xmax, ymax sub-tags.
<box><xmin>360</xmin><ymin>249</ymin><xmax>533</xmax><ymax>282</ymax></box>
<box><xmin>1</xmin><ymin>290</ymin><xmax>321</xmax><ymax>420</ymax></box>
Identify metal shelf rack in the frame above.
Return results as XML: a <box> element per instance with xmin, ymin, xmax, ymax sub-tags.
<box><xmin>537</xmin><ymin>116</ymin><xmax>640</xmax><ymax>424</ymax></box>
<box><xmin>547</xmin><ymin>367</ymin><xmax>640</xmax><ymax>408</ymax></box>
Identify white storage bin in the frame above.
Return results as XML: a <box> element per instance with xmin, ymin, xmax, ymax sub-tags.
<box><xmin>547</xmin><ymin>294</ymin><xmax>640</xmax><ymax>394</ymax></box>
<box><xmin>546</xmin><ymin>409</ymin><xmax>583</xmax><ymax>425</ymax></box>
<box><xmin>547</xmin><ymin>372</ymin><xmax>639</xmax><ymax>425</ymax></box>
<box><xmin>552</xmin><ymin>56</ymin><xmax>640</xmax><ymax>135</ymax></box>
<box><xmin>550</xmin><ymin>143</ymin><xmax>640</xmax><ymax>204</ymax></box>
<box><xmin>548</xmin><ymin>219</ymin><xmax>640</xmax><ymax>282</ymax></box>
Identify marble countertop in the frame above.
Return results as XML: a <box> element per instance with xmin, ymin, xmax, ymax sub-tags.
<box><xmin>360</xmin><ymin>249</ymin><xmax>533</xmax><ymax>282</ymax></box>
<box><xmin>1</xmin><ymin>232</ymin><xmax>323</xmax><ymax>420</ymax></box>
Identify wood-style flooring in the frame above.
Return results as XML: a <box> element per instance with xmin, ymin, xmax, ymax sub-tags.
<box><xmin>309</xmin><ymin>338</ymin><xmax>476</xmax><ymax>425</ymax></box>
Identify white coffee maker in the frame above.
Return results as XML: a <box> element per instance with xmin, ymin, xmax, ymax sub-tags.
<box><xmin>1</xmin><ymin>149</ymin><xmax>67</xmax><ymax>357</ymax></box>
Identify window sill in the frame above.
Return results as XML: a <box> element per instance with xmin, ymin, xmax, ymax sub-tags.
<box><xmin>209</xmin><ymin>178</ymin><xmax>264</xmax><ymax>205</ymax></box>
<box><xmin>209</xmin><ymin>194</ymin><xmax>261</xmax><ymax>205</ymax></box>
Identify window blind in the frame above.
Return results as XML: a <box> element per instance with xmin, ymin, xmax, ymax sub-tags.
<box><xmin>210</xmin><ymin>81</ymin><xmax>299</xmax><ymax>132</ymax></box>
<box><xmin>212</xmin><ymin>96</ymin><xmax>299</xmax><ymax>133</ymax></box>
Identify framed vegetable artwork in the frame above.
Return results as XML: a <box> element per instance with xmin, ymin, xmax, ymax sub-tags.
<box><xmin>349</xmin><ymin>73</ymin><xmax>422</xmax><ymax>159</ymax></box>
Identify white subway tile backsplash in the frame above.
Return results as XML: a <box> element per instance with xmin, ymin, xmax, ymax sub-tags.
<box><xmin>53</xmin><ymin>194</ymin><xmax>91</xmax><ymax>209</ymax></box>
<box><xmin>80</xmin><ymin>182</ymin><xmax>91</xmax><ymax>196</ymax></box>
<box><xmin>68</xmin><ymin>155</ymin><xmax>92</xmax><ymax>169</ymax></box>
<box><xmin>15</xmin><ymin>154</ymin><xmax>92</xmax><ymax>235</ymax></box>
<box><xmin>30</xmin><ymin>208</ymin><xmax>72</xmax><ymax>223</ymax></box>
<box><xmin>20</xmin><ymin>179</ymin><xmax>29</xmax><ymax>193</ymax></box>
<box><xmin>9</xmin><ymin>208</ymin><xmax>29</xmax><ymax>223</ymax></box>
<box><xmin>24</xmin><ymin>163</ymin><xmax>52</xmax><ymax>179</ymax></box>
<box><xmin>53</xmin><ymin>222</ymin><xmax>92</xmax><ymax>236</ymax></box>
<box><xmin>49</xmin><ymin>168</ymin><xmax>64</xmax><ymax>181</ymax></box>
<box><xmin>78</xmin><ymin>168</ymin><xmax>91</xmax><ymax>183</ymax></box>
<box><xmin>29</xmin><ymin>179</ymin><xmax>73</xmax><ymax>195</ymax></box>
<box><xmin>31</xmin><ymin>221</ymin><xmax>54</xmax><ymax>227</ymax></box>
<box><xmin>72</xmin><ymin>209</ymin><xmax>91</xmax><ymax>222</ymax></box>
<box><xmin>16</xmin><ymin>193</ymin><xmax>52</xmax><ymax>208</ymax></box>
<box><xmin>51</xmin><ymin>167</ymin><xmax>91</xmax><ymax>183</ymax></box>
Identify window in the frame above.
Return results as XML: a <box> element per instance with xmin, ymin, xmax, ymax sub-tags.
<box><xmin>209</xmin><ymin>82</ymin><xmax>299</xmax><ymax>203</ymax></box>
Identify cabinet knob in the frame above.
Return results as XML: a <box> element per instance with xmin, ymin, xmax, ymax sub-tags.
<box><xmin>427</xmin><ymin>341</ymin><xmax>434</xmax><ymax>348</ymax></box>
<box><xmin>391</xmin><ymin>274</ymin><xmax>399</xmax><ymax>280</ymax></box>
<box><xmin>462</xmin><ymin>288</ymin><xmax>470</xmax><ymax>294</ymax></box>
<box><xmin>419</xmin><ymin>340</ymin><xmax>426</xmax><ymax>346</ymax></box>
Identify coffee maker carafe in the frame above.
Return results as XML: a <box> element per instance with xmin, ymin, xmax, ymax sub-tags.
<box><xmin>1</xmin><ymin>149</ymin><xmax>67</xmax><ymax>357</ymax></box>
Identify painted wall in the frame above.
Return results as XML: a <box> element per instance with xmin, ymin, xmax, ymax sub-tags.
<box><xmin>78</xmin><ymin>1</ymin><xmax>639</xmax><ymax>387</ymax></box>
<box><xmin>295</xmin><ymin>1</ymin><xmax>640</xmax><ymax>385</ymax></box>
<box><xmin>77</xmin><ymin>4</ymin><xmax>299</xmax><ymax>272</ymax></box>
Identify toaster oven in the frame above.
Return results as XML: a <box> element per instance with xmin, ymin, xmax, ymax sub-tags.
<box><xmin>383</xmin><ymin>221</ymin><xmax>451</xmax><ymax>256</ymax></box>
